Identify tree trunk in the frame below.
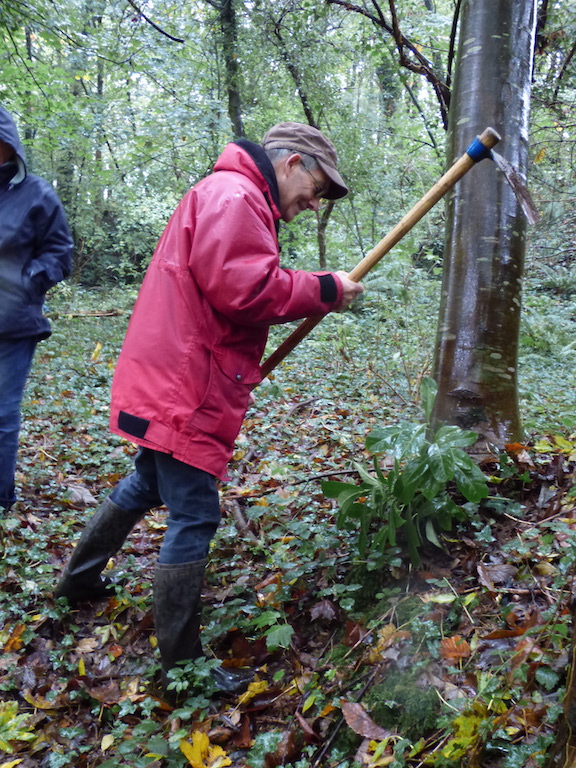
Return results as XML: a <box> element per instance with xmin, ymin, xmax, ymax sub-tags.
<box><xmin>220</xmin><ymin>0</ymin><xmax>244</xmax><ymax>138</ymax></box>
<box><xmin>543</xmin><ymin>600</ymin><xmax>576</xmax><ymax>767</ymax></box>
<box><xmin>430</xmin><ymin>0</ymin><xmax>536</xmax><ymax>447</ymax></box>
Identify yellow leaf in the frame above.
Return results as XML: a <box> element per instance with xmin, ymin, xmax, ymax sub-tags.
<box><xmin>302</xmin><ymin>693</ymin><xmax>316</xmax><ymax>712</ymax></box>
<box><xmin>554</xmin><ymin>435</ymin><xmax>574</xmax><ymax>452</ymax></box>
<box><xmin>78</xmin><ymin>658</ymin><xmax>86</xmax><ymax>676</ymax></box>
<box><xmin>22</xmin><ymin>688</ymin><xmax>58</xmax><ymax>710</ymax></box>
<box><xmin>534</xmin><ymin>148</ymin><xmax>546</xmax><ymax>164</ymax></box>
<box><xmin>181</xmin><ymin>732</ymin><xmax>208</xmax><ymax>768</ymax></box>
<box><xmin>90</xmin><ymin>342</ymin><xmax>102</xmax><ymax>361</ymax></box>
<box><xmin>420</xmin><ymin>592</ymin><xmax>456</xmax><ymax>604</ymax></box>
<box><xmin>0</xmin><ymin>761</ymin><xmax>24</xmax><ymax>768</ymax></box>
<box><xmin>180</xmin><ymin>732</ymin><xmax>231</xmax><ymax>768</ymax></box>
<box><xmin>533</xmin><ymin>561</ymin><xmax>557</xmax><ymax>576</ymax></box>
<box><xmin>90</xmin><ymin>341</ymin><xmax>103</xmax><ymax>362</ymax></box>
<box><xmin>101</xmin><ymin>734</ymin><xmax>114</xmax><ymax>751</ymax></box>
<box><xmin>236</xmin><ymin>679</ymin><xmax>268</xmax><ymax>707</ymax></box>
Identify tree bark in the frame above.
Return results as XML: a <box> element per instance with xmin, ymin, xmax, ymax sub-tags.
<box><xmin>430</xmin><ymin>0</ymin><xmax>537</xmax><ymax>447</ymax></box>
<box><xmin>219</xmin><ymin>0</ymin><xmax>244</xmax><ymax>138</ymax></box>
<box><xmin>543</xmin><ymin>600</ymin><xmax>576</xmax><ymax>767</ymax></box>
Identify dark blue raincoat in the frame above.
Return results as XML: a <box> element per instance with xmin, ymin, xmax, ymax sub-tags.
<box><xmin>0</xmin><ymin>106</ymin><xmax>73</xmax><ymax>340</ymax></box>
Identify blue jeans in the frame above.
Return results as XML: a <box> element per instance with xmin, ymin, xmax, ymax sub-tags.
<box><xmin>0</xmin><ymin>338</ymin><xmax>37</xmax><ymax>509</ymax></box>
<box><xmin>110</xmin><ymin>447</ymin><xmax>221</xmax><ymax>564</ymax></box>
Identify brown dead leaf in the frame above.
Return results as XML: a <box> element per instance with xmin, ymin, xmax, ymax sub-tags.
<box><xmin>107</xmin><ymin>643</ymin><xmax>123</xmax><ymax>659</ymax></box>
<box><xmin>77</xmin><ymin>638</ymin><xmax>99</xmax><ymax>654</ymax></box>
<box><xmin>485</xmin><ymin>563</ymin><xmax>518</xmax><ymax>584</ymax></box>
<box><xmin>439</xmin><ymin>635</ymin><xmax>471</xmax><ymax>661</ymax></box>
<box><xmin>65</xmin><ymin>482</ymin><xmax>98</xmax><ymax>506</ymax></box>
<box><xmin>310</xmin><ymin>599</ymin><xmax>339</xmax><ymax>622</ymax></box>
<box><xmin>295</xmin><ymin>712</ymin><xmax>320</xmax><ymax>745</ymax></box>
<box><xmin>85</xmin><ymin>679</ymin><xmax>122</xmax><ymax>704</ymax></box>
<box><xmin>369</xmin><ymin>624</ymin><xmax>412</xmax><ymax>663</ymax></box>
<box><xmin>231</xmin><ymin>713</ymin><xmax>251</xmax><ymax>748</ymax></box>
<box><xmin>264</xmin><ymin>728</ymin><xmax>302</xmax><ymax>768</ymax></box>
<box><xmin>510</xmin><ymin>637</ymin><xmax>544</xmax><ymax>669</ymax></box>
<box><xmin>477</xmin><ymin>563</ymin><xmax>495</xmax><ymax>592</ymax></box>
<box><xmin>341</xmin><ymin>701</ymin><xmax>393</xmax><ymax>741</ymax></box>
<box><xmin>344</xmin><ymin>621</ymin><xmax>369</xmax><ymax>647</ymax></box>
<box><xmin>4</xmin><ymin>623</ymin><xmax>26</xmax><ymax>652</ymax></box>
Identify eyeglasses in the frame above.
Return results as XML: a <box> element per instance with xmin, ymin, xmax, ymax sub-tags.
<box><xmin>302</xmin><ymin>165</ymin><xmax>328</xmax><ymax>199</ymax></box>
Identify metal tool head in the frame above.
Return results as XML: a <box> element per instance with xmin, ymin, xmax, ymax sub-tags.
<box><xmin>490</xmin><ymin>150</ymin><xmax>540</xmax><ymax>225</ymax></box>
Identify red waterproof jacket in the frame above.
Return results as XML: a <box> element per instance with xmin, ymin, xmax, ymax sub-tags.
<box><xmin>110</xmin><ymin>141</ymin><xmax>343</xmax><ymax>479</ymax></box>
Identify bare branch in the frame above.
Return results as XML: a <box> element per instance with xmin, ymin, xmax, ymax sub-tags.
<box><xmin>328</xmin><ymin>0</ymin><xmax>451</xmax><ymax>127</ymax></box>
<box><xmin>552</xmin><ymin>39</ymin><xmax>576</xmax><ymax>103</ymax></box>
<box><xmin>126</xmin><ymin>0</ymin><xmax>185</xmax><ymax>44</ymax></box>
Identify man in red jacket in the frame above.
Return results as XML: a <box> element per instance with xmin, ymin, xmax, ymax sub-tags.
<box><xmin>56</xmin><ymin>122</ymin><xmax>363</xmax><ymax>694</ymax></box>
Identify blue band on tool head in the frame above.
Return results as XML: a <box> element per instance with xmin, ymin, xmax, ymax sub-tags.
<box><xmin>466</xmin><ymin>137</ymin><xmax>492</xmax><ymax>162</ymax></box>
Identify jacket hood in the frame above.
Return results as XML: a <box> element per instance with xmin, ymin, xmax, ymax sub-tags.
<box><xmin>0</xmin><ymin>106</ymin><xmax>27</xmax><ymax>184</ymax></box>
<box><xmin>214</xmin><ymin>140</ymin><xmax>281</xmax><ymax>222</ymax></box>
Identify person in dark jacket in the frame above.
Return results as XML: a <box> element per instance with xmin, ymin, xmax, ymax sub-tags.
<box><xmin>55</xmin><ymin>122</ymin><xmax>363</xmax><ymax>695</ymax></box>
<box><xmin>0</xmin><ymin>106</ymin><xmax>73</xmax><ymax>511</ymax></box>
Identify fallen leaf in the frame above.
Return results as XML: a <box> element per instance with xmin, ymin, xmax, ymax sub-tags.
<box><xmin>65</xmin><ymin>482</ymin><xmax>98</xmax><ymax>506</ymax></box>
<box><xmin>85</xmin><ymin>679</ymin><xmax>122</xmax><ymax>704</ymax></box>
<box><xmin>101</xmin><ymin>734</ymin><xmax>114</xmax><ymax>751</ymax></box>
<box><xmin>419</xmin><ymin>592</ymin><xmax>457</xmax><ymax>604</ymax></box>
<box><xmin>295</xmin><ymin>712</ymin><xmax>320</xmax><ymax>744</ymax></box>
<box><xmin>477</xmin><ymin>564</ymin><xmax>495</xmax><ymax>592</ymax></box>
<box><xmin>341</xmin><ymin>701</ymin><xmax>393</xmax><ymax>741</ymax></box>
<box><xmin>440</xmin><ymin>635</ymin><xmax>471</xmax><ymax>661</ymax></box>
<box><xmin>344</xmin><ymin>621</ymin><xmax>369</xmax><ymax>646</ymax></box>
<box><xmin>485</xmin><ymin>564</ymin><xmax>517</xmax><ymax>584</ymax></box>
<box><xmin>263</xmin><ymin>728</ymin><xmax>301</xmax><ymax>767</ymax></box>
<box><xmin>107</xmin><ymin>643</ymin><xmax>123</xmax><ymax>659</ymax></box>
<box><xmin>77</xmin><ymin>638</ymin><xmax>99</xmax><ymax>653</ymax></box>
<box><xmin>355</xmin><ymin>738</ymin><xmax>395</xmax><ymax>767</ymax></box>
<box><xmin>236</xmin><ymin>679</ymin><xmax>268</xmax><ymax>707</ymax></box>
<box><xmin>310</xmin><ymin>599</ymin><xmax>339</xmax><ymax>622</ymax></box>
<box><xmin>4</xmin><ymin>624</ymin><xmax>26</xmax><ymax>652</ymax></box>
<box><xmin>22</xmin><ymin>688</ymin><xmax>62</xmax><ymax>710</ymax></box>
<box><xmin>180</xmin><ymin>731</ymin><xmax>232</xmax><ymax>768</ymax></box>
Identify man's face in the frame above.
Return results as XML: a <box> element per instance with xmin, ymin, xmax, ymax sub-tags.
<box><xmin>274</xmin><ymin>154</ymin><xmax>330</xmax><ymax>223</ymax></box>
<box><xmin>0</xmin><ymin>140</ymin><xmax>15</xmax><ymax>165</ymax></box>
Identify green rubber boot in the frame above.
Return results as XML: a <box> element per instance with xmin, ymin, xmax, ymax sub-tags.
<box><xmin>153</xmin><ymin>560</ymin><xmax>255</xmax><ymax>696</ymax></box>
<box><xmin>55</xmin><ymin>497</ymin><xmax>144</xmax><ymax>604</ymax></box>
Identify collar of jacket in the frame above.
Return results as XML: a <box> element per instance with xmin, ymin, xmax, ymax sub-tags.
<box><xmin>0</xmin><ymin>160</ymin><xmax>18</xmax><ymax>189</ymax></box>
<box><xmin>232</xmin><ymin>138</ymin><xmax>281</xmax><ymax>233</ymax></box>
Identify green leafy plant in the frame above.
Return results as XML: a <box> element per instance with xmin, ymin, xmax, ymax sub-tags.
<box><xmin>0</xmin><ymin>700</ymin><xmax>35</xmax><ymax>753</ymax></box>
<box><xmin>323</xmin><ymin>377</ymin><xmax>489</xmax><ymax>565</ymax></box>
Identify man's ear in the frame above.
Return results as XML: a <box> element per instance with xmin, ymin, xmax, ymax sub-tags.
<box><xmin>284</xmin><ymin>152</ymin><xmax>302</xmax><ymax>176</ymax></box>
<box><xmin>285</xmin><ymin>153</ymin><xmax>301</xmax><ymax>172</ymax></box>
<box><xmin>273</xmin><ymin>152</ymin><xmax>300</xmax><ymax>183</ymax></box>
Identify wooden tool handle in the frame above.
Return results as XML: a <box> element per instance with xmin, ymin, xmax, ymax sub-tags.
<box><xmin>260</xmin><ymin>127</ymin><xmax>501</xmax><ymax>379</ymax></box>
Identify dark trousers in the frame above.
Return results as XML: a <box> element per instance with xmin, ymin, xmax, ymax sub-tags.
<box><xmin>0</xmin><ymin>337</ymin><xmax>37</xmax><ymax>509</ymax></box>
<box><xmin>110</xmin><ymin>447</ymin><xmax>221</xmax><ymax>564</ymax></box>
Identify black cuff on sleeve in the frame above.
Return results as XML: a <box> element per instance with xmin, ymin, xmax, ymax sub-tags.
<box><xmin>317</xmin><ymin>274</ymin><xmax>338</xmax><ymax>303</ymax></box>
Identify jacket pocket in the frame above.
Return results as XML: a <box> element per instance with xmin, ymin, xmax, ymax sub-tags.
<box><xmin>187</xmin><ymin>348</ymin><xmax>262</xmax><ymax>447</ymax></box>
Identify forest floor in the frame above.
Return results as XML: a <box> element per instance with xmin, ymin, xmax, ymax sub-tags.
<box><xmin>2</xmin><ymin>279</ymin><xmax>576</xmax><ymax>768</ymax></box>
